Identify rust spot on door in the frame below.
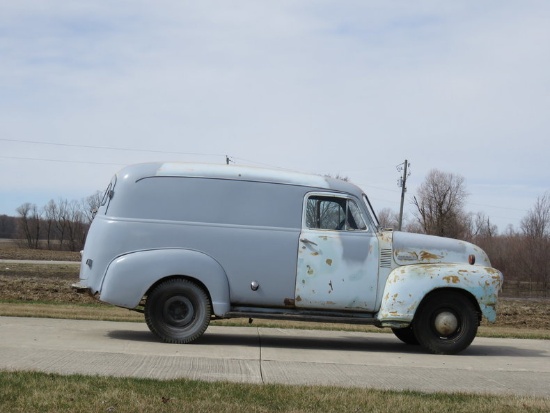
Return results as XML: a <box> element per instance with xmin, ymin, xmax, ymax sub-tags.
<box><xmin>284</xmin><ymin>298</ymin><xmax>295</xmax><ymax>306</ymax></box>
<box><xmin>326</xmin><ymin>259</ymin><xmax>333</xmax><ymax>266</ymax></box>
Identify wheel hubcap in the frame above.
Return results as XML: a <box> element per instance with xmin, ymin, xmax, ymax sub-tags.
<box><xmin>434</xmin><ymin>311</ymin><xmax>458</xmax><ymax>336</ymax></box>
<box><xmin>164</xmin><ymin>296</ymin><xmax>194</xmax><ymax>326</ymax></box>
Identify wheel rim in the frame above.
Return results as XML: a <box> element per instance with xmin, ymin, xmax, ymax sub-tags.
<box><xmin>433</xmin><ymin>310</ymin><xmax>459</xmax><ymax>337</ymax></box>
<box><xmin>163</xmin><ymin>296</ymin><xmax>194</xmax><ymax>327</ymax></box>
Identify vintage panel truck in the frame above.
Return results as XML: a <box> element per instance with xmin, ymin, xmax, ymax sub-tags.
<box><xmin>74</xmin><ymin>162</ymin><xmax>503</xmax><ymax>354</ymax></box>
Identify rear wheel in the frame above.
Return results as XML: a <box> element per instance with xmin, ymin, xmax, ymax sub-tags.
<box><xmin>145</xmin><ymin>278</ymin><xmax>211</xmax><ymax>344</ymax></box>
<box><xmin>391</xmin><ymin>326</ymin><xmax>419</xmax><ymax>345</ymax></box>
<box><xmin>413</xmin><ymin>291</ymin><xmax>479</xmax><ymax>355</ymax></box>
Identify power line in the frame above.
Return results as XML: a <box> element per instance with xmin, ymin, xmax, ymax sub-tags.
<box><xmin>0</xmin><ymin>138</ymin><xmax>538</xmax><ymax>218</ymax></box>
<box><xmin>0</xmin><ymin>155</ymin><xmax>124</xmax><ymax>166</ymax></box>
<box><xmin>0</xmin><ymin>138</ymin><xmax>226</xmax><ymax>158</ymax></box>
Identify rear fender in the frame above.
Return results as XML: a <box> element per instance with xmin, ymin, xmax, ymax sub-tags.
<box><xmin>99</xmin><ymin>249</ymin><xmax>230</xmax><ymax>316</ymax></box>
<box><xmin>377</xmin><ymin>263</ymin><xmax>503</xmax><ymax>328</ymax></box>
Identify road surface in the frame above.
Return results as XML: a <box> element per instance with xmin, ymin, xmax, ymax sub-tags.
<box><xmin>0</xmin><ymin>316</ymin><xmax>548</xmax><ymax>397</ymax></box>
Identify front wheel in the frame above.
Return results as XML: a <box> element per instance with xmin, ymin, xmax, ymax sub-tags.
<box><xmin>145</xmin><ymin>278</ymin><xmax>211</xmax><ymax>344</ymax></box>
<box><xmin>392</xmin><ymin>326</ymin><xmax>419</xmax><ymax>345</ymax></box>
<box><xmin>413</xmin><ymin>291</ymin><xmax>479</xmax><ymax>355</ymax></box>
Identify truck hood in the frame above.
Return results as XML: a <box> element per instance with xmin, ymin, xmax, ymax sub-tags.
<box><xmin>391</xmin><ymin>231</ymin><xmax>491</xmax><ymax>267</ymax></box>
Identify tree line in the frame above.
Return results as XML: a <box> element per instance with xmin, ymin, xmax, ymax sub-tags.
<box><xmin>2</xmin><ymin>169</ymin><xmax>548</xmax><ymax>296</ymax></box>
<box><xmin>378</xmin><ymin>169</ymin><xmax>550</xmax><ymax>297</ymax></box>
<box><xmin>0</xmin><ymin>192</ymin><xmax>101</xmax><ymax>252</ymax></box>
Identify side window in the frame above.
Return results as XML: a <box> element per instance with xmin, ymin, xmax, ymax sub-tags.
<box><xmin>306</xmin><ymin>195</ymin><xmax>367</xmax><ymax>231</ymax></box>
<box><xmin>348</xmin><ymin>200</ymin><xmax>367</xmax><ymax>230</ymax></box>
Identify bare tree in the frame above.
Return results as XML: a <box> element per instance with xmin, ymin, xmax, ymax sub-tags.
<box><xmin>520</xmin><ymin>192</ymin><xmax>550</xmax><ymax>294</ymax></box>
<box><xmin>0</xmin><ymin>214</ymin><xmax>16</xmax><ymax>238</ymax></box>
<box><xmin>55</xmin><ymin>198</ymin><xmax>69</xmax><ymax>249</ymax></box>
<box><xmin>16</xmin><ymin>203</ymin><xmax>41</xmax><ymax>249</ymax></box>
<box><xmin>65</xmin><ymin>200</ymin><xmax>87</xmax><ymax>251</ymax></box>
<box><xmin>43</xmin><ymin>199</ymin><xmax>58</xmax><ymax>249</ymax></box>
<box><xmin>412</xmin><ymin>169</ymin><xmax>469</xmax><ymax>239</ymax></box>
<box><xmin>324</xmin><ymin>174</ymin><xmax>350</xmax><ymax>182</ymax></box>
<box><xmin>464</xmin><ymin>211</ymin><xmax>498</xmax><ymax>241</ymax></box>
<box><xmin>377</xmin><ymin>208</ymin><xmax>400</xmax><ymax>230</ymax></box>
<box><xmin>521</xmin><ymin>192</ymin><xmax>550</xmax><ymax>239</ymax></box>
<box><xmin>82</xmin><ymin>191</ymin><xmax>102</xmax><ymax>223</ymax></box>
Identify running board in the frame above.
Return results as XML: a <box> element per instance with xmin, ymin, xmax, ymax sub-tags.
<box><xmin>222</xmin><ymin>309</ymin><xmax>379</xmax><ymax>325</ymax></box>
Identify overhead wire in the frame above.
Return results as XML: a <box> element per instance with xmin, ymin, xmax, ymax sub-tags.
<box><xmin>0</xmin><ymin>137</ymin><xmax>534</xmax><ymax>221</ymax></box>
<box><xmin>0</xmin><ymin>138</ymin><xmax>226</xmax><ymax>158</ymax></box>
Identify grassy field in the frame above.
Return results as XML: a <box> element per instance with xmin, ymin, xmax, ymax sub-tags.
<box><xmin>1</xmin><ymin>242</ymin><xmax>549</xmax><ymax>412</ymax></box>
<box><xmin>1</xmin><ymin>371</ymin><xmax>549</xmax><ymax>413</ymax></box>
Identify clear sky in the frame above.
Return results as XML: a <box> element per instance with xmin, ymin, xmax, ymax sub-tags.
<box><xmin>1</xmin><ymin>1</ymin><xmax>548</xmax><ymax>232</ymax></box>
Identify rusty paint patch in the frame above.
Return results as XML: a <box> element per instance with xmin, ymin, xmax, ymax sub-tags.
<box><xmin>442</xmin><ymin>275</ymin><xmax>460</xmax><ymax>284</ymax></box>
<box><xmin>311</xmin><ymin>252</ymin><xmax>319</xmax><ymax>256</ymax></box>
<box><xmin>295</xmin><ymin>295</ymin><xmax>302</xmax><ymax>302</ymax></box>
<box><xmin>284</xmin><ymin>298</ymin><xmax>295</xmax><ymax>306</ymax></box>
<box><xmin>307</xmin><ymin>265</ymin><xmax>314</xmax><ymax>275</ymax></box>
<box><xmin>326</xmin><ymin>258</ymin><xmax>333</xmax><ymax>266</ymax></box>
<box><xmin>419</xmin><ymin>251</ymin><xmax>442</xmax><ymax>261</ymax></box>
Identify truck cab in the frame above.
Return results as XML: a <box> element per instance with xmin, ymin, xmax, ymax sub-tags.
<box><xmin>74</xmin><ymin>162</ymin><xmax>503</xmax><ymax>354</ymax></box>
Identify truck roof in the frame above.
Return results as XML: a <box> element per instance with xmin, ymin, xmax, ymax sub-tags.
<box><xmin>117</xmin><ymin>162</ymin><xmax>366</xmax><ymax>197</ymax></box>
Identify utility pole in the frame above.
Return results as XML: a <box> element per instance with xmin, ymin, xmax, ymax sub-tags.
<box><xmin>397</xmin><ymin>160</ymin><xmax>410</xmax><ymax>231</ymax></box>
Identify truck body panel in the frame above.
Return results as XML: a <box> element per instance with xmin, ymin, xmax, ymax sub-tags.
<box><xmin>75</xmin><ymin>162</ymin><xmax>504</xmax><ymax>354</ymax></box>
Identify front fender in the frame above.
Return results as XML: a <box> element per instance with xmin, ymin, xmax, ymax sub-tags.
<box><xmin>377</xmin><ymin>263</ymin><xmax>503</xmax><ymax>327</ymax></box>
<box><xmin>99</xmin><ymin>249</ymin><xmax>230</xmax><ymax>316</ymax></box>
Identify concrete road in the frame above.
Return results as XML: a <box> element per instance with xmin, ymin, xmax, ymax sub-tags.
<box><xmin>0</xmin><ymin>316</ymin><xmax>549</xmax><ymax>397</ymax></box>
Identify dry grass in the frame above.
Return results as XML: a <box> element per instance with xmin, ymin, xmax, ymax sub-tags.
<box><xmin>1</xmin><ymin>371</ymin><xmax>549</xmax><ymax>413</ymax></box>
<box><xmin>0</xmin><ymin>302</ymin><xmax>144</xmax><ymax>322</ymax></box>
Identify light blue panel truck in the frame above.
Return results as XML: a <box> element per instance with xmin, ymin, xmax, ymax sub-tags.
<box><xmin>73</xmin><ymin>162</ymin><xmax>503</xmax><ymax>355</ymax></box>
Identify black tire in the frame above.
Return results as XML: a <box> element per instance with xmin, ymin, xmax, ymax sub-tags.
<box><xmin>413</xmin><ymin>291</ymin><xmax>479</xmax><ymax>355</ymax></box>
<box><xmin>145</xmin><ymin>278</ymin><xmax>211</xmax><ymax>344</ymax></box>
<box><xmin>391</xmin><ymin>326</ymin><xmax>419</xmax><ymax>345</ymax></box>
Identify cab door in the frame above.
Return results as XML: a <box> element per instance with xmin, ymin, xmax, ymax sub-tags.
<box><xmin>295</xmin><ymin>194</ymin><xmax>379</xmax><ymax>312</ymax></box>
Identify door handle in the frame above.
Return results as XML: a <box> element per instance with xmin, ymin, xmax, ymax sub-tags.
<box><xmin>300</xmin><ymin>238</ymin><xmax>318</xmax><ymax>246</ymax></box>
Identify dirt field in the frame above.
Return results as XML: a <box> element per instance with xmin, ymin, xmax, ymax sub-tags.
<box><xmin>0</xmin><ymin>241</ymin><xmax>80</xmax><ymax>261</ymax></box>
<box><xmin>1</xmin><ymin>241</ymin><xmax>549</xmax><ymax>333</ymax></box>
